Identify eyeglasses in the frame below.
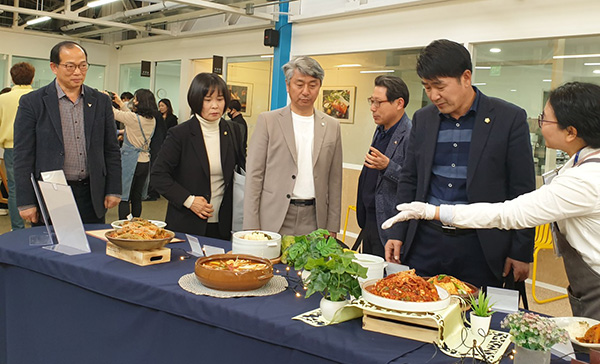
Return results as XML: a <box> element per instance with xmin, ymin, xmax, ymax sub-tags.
<box><xmin>367</xmin><ymin>97</ymin><xmax>391</xmax><ymax>108</ymax></box>
<box><xmin>537</xmin><ymin>113</ymin><xmax>558</xmax><ymax>128</ymax></box>
<box><xmin>57</xmin><ymin>62</ymin><xmax>89</xmax><ymax>73</ymax></box>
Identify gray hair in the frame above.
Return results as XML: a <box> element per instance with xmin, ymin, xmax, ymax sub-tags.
<box><xmin>282</xmin><ymin>56</ymin><xmax>324</xmax><ymax>84</ymax></box>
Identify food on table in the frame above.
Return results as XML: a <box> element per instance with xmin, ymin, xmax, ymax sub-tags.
<box><xmin>577</xmin><ymin>323</ymin><xmax>600</xmax><ymax>344</ymax></box>
<box><xmin>566</xmin><ymin>320</ymin><xmax>590</xmax><ymax>339</ymax></box>
<box><xmin>108</xmin><ymin>218</ymin><xmax>171</xmax><ymax>240</ymax></box>
<box><xmin>201</xmin><ymin>258</ymin><xmax>269</xmax><ymax>272</ymax></box>
<box><xmin>242</xmin><ymin>231</ymin><xmax>272</xmax><ymax>240</ymax></box>
<box><xmin>427</xmin><ymin>274</ymin><xmax>475</xmax><ymax>295</ymax></box>
<box><xmin>366</xmin><ymin>269</ymin><xmax>440</xmax><ymax>302</ymax></box>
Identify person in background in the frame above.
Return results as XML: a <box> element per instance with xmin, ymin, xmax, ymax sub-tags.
<box><xmin>158</xmin><ymin>98</ymin><xmax>178</xmax><ymax>129</ymax></box>
<box><xmin>14</xmin><ymin>41</ymin><xmax>121</xmax><ymax>224</ymax></box>
<box><xmin>151</xmin><ymin>73</ymin><xmax>244</xmax><ymax>238</ymax></box>
<box><xmin>243</xmin><ymin>56</ymin><xmax>343</xmax><ymax>236</ymax></box>
<box><xmin>383</xmin><ymin>82</ymin><xmax>600</xmax><ymax>320</ymax></box>
<box><xmin>109</xmin><ymin>89</ymin><xmax>157</xmax><ymax>220</ymax></box>
<box><xmin>0</xmin><ymin>88</ymin><xmax>11</xmax><ymax>94</ymax></box>
<box><xmin>0</xmin><ymin>62</ymin><xmax>35</xmax><ymax>229</ymax></box>
<box><xmin>120</xmin><ymin>91</ymin><xmax>134</xmax><ymax>110</ymax></box>
<box><xmin>227</xmin><ymin>99</ymin><xmax>247</xmax><ymax>154</ymax></box>
<box><xmin>143</xmin><ymin>101</ymin><xmax>169</xmax><ymax>202</ymax></box>
<box><xmin>384</xmin><ymin>39</ymin><xmax>535</xmax><ymax>289</ymax></box>
<box><xmin>355</xmin><ymin>75</ymin><xmax>412</xmax><ymax>257</ymax></box>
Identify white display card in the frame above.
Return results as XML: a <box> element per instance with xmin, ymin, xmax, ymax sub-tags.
<box><xmin>38</xmin><ymin>181</ymin><xmax>91</xmax><ymax>256</ymax></box>
<box><xmin>203</xmin><ymin>245</ymin><xmax>225</xmax><ymax>256</ymax></box>
<box><xmin>486</xmin><ymin>286</ymin><xmax>519</xmax><ymax>313</ymax></box>
<box><xmin>185</xmin><ymin>234</ymin><xmax>205</xmax><ymax>257</ymax></box>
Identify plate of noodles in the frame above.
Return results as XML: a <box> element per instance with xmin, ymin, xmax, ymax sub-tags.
<box><xmin>105</xmin><ymin>218</ymin><xmax>174</xmax><ymax>250</ymax></box>
<box><xmin>361</xmin><ymin>270</ymin><xmax>450</xmax><ymax>312</ymax></box>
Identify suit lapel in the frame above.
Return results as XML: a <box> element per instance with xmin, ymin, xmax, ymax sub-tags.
<box><xmin>190</xmin><ymin>117</ymin><xmax>210</xmax><ymax>181</ymax></box>
<box><xmin>312</xmin><ymin>110</ymin><xmax>326</xmax><ymax>167</ymax></box>
<box><xmin>278</xmin><ymin>106</ymin><xmax>297</xmax><ymax>164</ymax></box>
<box><xmin>43</xmin><ymin>83</ymin><xmax>64</xmax><ymax>145</ymax></box>
<box><xmin>83</xmin><ymin>86</ymin><xmax>96</xmax><ymax>151</ymax></box>
<box><xmin>219</xmin><ymin>119</ymin><xmax>234</xmax><ymax>184</ymax></box>
<box><xmin>377</xmin><ymin>114</ymin><xmax>410</xmax><ymax>188</ymax></box>
<box><xmin>467</xmin><ymin>94</ymin><xmax>494</xmax><ymax>184</ymax></box>
<box><xmin>422</xmin><ymin>110</ymin><xmax>441</xmax><ymax>190</ymax></box>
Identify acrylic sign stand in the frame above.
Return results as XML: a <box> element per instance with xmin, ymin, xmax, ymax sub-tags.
<box><xmin>32</xmin><ymin>173</ymin><xmax>91</xmax><ymax>256</ymax></box>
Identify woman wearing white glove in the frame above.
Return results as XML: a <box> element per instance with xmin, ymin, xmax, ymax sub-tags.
<box><xmin>383</xmin><ymin>82</ymin><xmax>600</xmax><ymax>320</ymax></box>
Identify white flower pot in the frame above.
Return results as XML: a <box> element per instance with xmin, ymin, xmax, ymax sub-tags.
<box><xmin>320</xmin><ymin>297</ymin><xmax>348</xmax><ymax>321</ymax></box>
<box><xmin>513</xmin><ymin>345</ymin><xmax>550</xmax><ymax>364</ymax></box>
<box><xmin>470</xmin><ymin>312</ymin><xmax>492</xmax><ymax>344</ymax></box>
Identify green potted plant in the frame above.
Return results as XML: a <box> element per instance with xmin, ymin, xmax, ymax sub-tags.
<box><xmin>468</xmin><ymin>290</ymin><xmax>495</xmax><ymax>343</ymax></box>
<box><xmin>283</xmin><ymin>229</ymin><xmax>367</xmax><ymax>321</ymax></box>
<box><xmin>501</xmin><ymin>311</ymin><xmax>568</xmax><ymax>364</ymax></box>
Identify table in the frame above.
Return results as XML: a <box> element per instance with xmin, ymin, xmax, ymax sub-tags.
<box><xmin>0</xmin><ymin>226</ymin><xmax>515</xmax><ymax>364</ymax></box>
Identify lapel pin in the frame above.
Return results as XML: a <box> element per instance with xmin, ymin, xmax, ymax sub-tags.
<box><xmin>224</xmin><ymin>131</ymin><xmax>228</xmax><ymax>135</ymax></box>
<box><xmin>484</xmin><ymin>117</ymin><xmax>491</xmax><ymax>124</ymax></box>
<box><xmin>321</xmin><ymin>122</ymin><xmax>325</xmax><ymax>126</ymax></box>
<box><xmin>88</xmin><ymin>103</ymin><xmax>92</xmax><ymax>107</ymax></box>
<box><xmin>394</xmin><ymin>141</ymin><xmax>398</xmax><ymax>145</ymax></box>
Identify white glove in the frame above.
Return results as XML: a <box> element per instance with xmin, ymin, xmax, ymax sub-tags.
<box><xmin>381</xmin><ymin>202</ymin><xmax>436</xmax><ymax>230</ymax></box>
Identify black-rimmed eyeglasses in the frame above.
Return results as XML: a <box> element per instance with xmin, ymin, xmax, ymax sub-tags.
<box><xmin>58</xmin><ymin>62</ymin><xmax>89</xmax><ymax>73</ymax></box>
<box><xmin>537</xmin><ymin>113</ymin><xmax>558</xmax><ymax>128</ymax></box>
<box><xmin>367</xmin><ymin>98</ymin><xmax>391</xmax><ymax>108</ymax></box>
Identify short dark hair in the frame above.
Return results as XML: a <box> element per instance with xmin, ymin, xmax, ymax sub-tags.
<box><xmin>121</xmin><ymin>92</ymin><xmax>134</xmax><ymax>101</ymax></box>
<box><xmin>10</xmin><ymin>62</ymin><xmax>35</xmax><ymax>85</ymax></box>
<box><xmin>416</xmin><ymin>39</ymin><xmax>472</xmax><ymax>81</ymax></box>
<box><xmin>158</xmin><ymin>98</ymin><xmax>174</xmax><ymax>115</ymax></box>
<box><xmin>0</xmin><ymin>87</ymin><xmax>11</xmax><ymax>95</ymax></box>
<box><xmin>548</xmin><ymin>82</ymin><xmax>600</xmax><ymax>148</ymax></box>
<box><xmin>187</xmin><ymin>73</ymin><xmax>230</xmax><ymax>116</ymax></box>
<box><xmin>50</xmin><ymin>41</ymin><xmax>88</xmax><ymax>64</ymax></box>
<box><xmin>229</xmin><ymin>99</ymin><xmax>242</xmax><ymax>112</ymax></box>
<box><xmin>374</xmin><ymin>75</ymin><xmax>410</xmax><ymax>107</ymax></box>
<box><xmin>133</xmin><ymin>89</ymin><xmax>158</xmax><ymax>119</ymax></box>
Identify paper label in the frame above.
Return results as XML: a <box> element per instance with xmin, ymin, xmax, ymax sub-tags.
<box><xmin>185</xmin><ymin>234</ymin><xmax>204</xmax><ymax>257</ymax></box>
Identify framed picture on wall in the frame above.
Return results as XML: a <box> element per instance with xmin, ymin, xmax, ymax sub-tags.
<box><xmin>318</xmin><ymin>86</ymin><xmax>356</xmax><ymax>124</ymax></box>
<box><xmin>227</xmin><ymin>82</ymin><xmax>253</xmax><ymax>117</ymax></box>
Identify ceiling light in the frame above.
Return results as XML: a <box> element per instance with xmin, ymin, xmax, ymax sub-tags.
<box><xmin>335</xmin><ymin>64</ymin><xmax>362</xmax><ymax>68</ymax></box>
<box><xmin>26</xmin><ymin>16</ymin><xmax>51</xmax><ymax>26</ymax></box>
<box><xmin>88</xmin><ymin>0</ymin><xmax>119</xmax><ymax>8</ymax></box>
<box><xmin>475</xmin><ymin>66</ymin><xmax>491</xmax><ymax>70</ymax></box>
<box><xmin>553</xmin><ymin>53</ymin><xmax>600</xmax><ymax>59</ymax></box>
<box><xmin>472</xmin><ymin>82</ymin><xmax>487</xmax><ymax>86</ymax></box>
<box><xmin>490</xmin><ymin>48</ymin><xmax>501</xmax><ymax>53</ymax></box>
<box><xmin>359</xmin><ymin>70</ymin><xmax>395</xmax><ymax>74</ymax></box>
<box><xmin>510</xmin><ymin>89</ymin><xmax>517</xmax><ymax>92</ymax></box>
<box><xmin>260</xmin><ymin>55</ymin><xmax>274</xmax><ymax>58</ymax></box>
<box><xmin>543</xmin><ymin>79</ymin><xmax>552</xmax><ymax>82</ymax></box>
<box><xmin>593</xmin><ymin>70</ymin><xmax>600</xmax><ymax>74</ymax></box>
<box><xmin>584</xmin><ymin>62</ymin><xmax>600</xmax><ymax>66</ymax></box>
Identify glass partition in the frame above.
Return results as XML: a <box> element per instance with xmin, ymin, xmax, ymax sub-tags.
<box><xmin>154</xmin><ymin>60</ymin><xmax>181</xmax><ymax>117</ymax></box>
<box><xmin>11</xmin><ymin>56</ymin><xmax>105</xmax><ymax>91</ymax></box>
<box><xmin>119</xmin><ymin>63</ymin><xmax>151</xmax><ymax>96</ymax></box>
<box><xmin>0</xmin><ymin>54</ymin><xmax>7</xmax><ymax>88</ymax></box>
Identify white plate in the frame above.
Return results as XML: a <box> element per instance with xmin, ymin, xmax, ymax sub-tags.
<box><xmin>110</xmin><ymin>219</ymin><xmax>167</xmax><ymax>229</ymax></box>
<box><xmin>551</xmin><ymin>316</ymin><xmax>600</xmax><ymax>348</ymax></box>
<box><xmin>361</xmin><ymin>278</ymin><xmax>450</xmax><ymax>312</ymax></box>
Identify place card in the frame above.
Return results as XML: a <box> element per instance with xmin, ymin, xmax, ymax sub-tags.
<box><xmin>486</xmin><ymin>286</ymin><xmax>519</xmax><ymax>313</ymax></box>
<box><xmin>185</xmin><ymin>234</ymin><xmax>204</xmax><ymax>257</ymax></box>
<box><xmin>203</xmin><ymin>245</ymin><xmax>225</xmax><ymax>256</ymax></box>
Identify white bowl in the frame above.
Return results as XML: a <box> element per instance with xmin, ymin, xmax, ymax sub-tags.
<box><xmin>352</xmin><ymin>253</ymin><xmax>388</xmax><ymax>284</ymax></box>
<box><xmin>361</xmin><ymin>278</ymin><xmax>450</xmax><ymax>312</ymax></box>
<box><xmin>551</xmin><ymin>316</ymin><xmax>600</xmax><ymax>349</ymax></box>
<box><xmin>231</xmin><ymin>230</ymin><xmax>281</xmax><ymax>260</ymax></box>
<box><xmin>111</xmin><ymin>219</ymin><xmax>167</xmax><ymax>229</ymax></box>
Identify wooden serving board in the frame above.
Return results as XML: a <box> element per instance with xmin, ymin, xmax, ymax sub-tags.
<box><xmin>106</xmin><ymin>241</ymin><xmax>171</xmax><ymax>266</ymax></box>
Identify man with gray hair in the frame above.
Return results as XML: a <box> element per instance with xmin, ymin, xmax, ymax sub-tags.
<box><xmin>244</xmin><ymin>56</ymin><xmax>342</xmax><ymax>236</ymax></box>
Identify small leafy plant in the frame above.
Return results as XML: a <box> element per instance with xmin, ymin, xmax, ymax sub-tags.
<box><xmin>501</xmin><ymin>311</ymin><xmax>569</xmax><ymax>351</ymax></box>
<box><xmin>303</xmin><ymin>251</ymin><xmax>367</xmax><ymax>302</ymax></box>
<box><xmin>284</xmin><ymin>229</ymin><xmax>343</xmax><ymax>270</ymax></box>
<box><xmin>469</xmin><ymin>290</ymin><xmax>495</xmax><ymax>317</ymax></box>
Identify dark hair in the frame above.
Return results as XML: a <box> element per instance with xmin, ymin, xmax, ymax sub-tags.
<box><xmin>229</xmin><ymin>99</ymin><xmax>242</xmax><ymax>112</ymax></box>
<box><xmin>132</xmin><ymin>89</ymin><xmax>158</xmax><ymax>119</ymax></box>
<box><xmin>374</xmin><ymin>75</ymin><xmax>410</xmax><ymax>107</ymax></box>
<box><xmin>120</xmin><ymin>91</ymin><xmax>134</xmax><ymax>101</ymax></box>
<box><xmin>10</xmin><ymin>62</ymin><xmax>35</xmax><ymax>85</ymax></box>
<box><xmin>548</xmin><ymin>82</ymin><xmax>600</xmax><ymax>148</ymax></box>
<box><xmin>416</xmin><ymin>39</ymin><xmax>472</xmax><ymax>81</ymax></box>
<box><xmin>0</xmin><ymin>87</ymin><xmax>11</xmax><ymax>95</ymax></box>
<box><xmin>187</xmin><ymin>73</ymin><xmax>230</xmax><ymax>116</ymax></box>
<box><xmin>50</xmin><ymin>41</ymin><xmax>88</xmax><ymax>64</ymax></box>
<box><xmin>158</xmin><ymin>98</ymin><xmax>174</xmax><ymax>116</ymax></box>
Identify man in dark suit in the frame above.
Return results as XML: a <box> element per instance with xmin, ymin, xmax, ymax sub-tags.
<box><xmin>14</xmin><ymin>41</ymin><xmax>121</xmax><ymax>224</ymax></box>
<box><xmin>356</xmin><ymin>75</ymin><xmax>412</xmax><ymax>257</ymax></box>
<box><xmin>384</xmin><ymin>39</ymin><xmax>535</xmax><ymax>288</ymax></box>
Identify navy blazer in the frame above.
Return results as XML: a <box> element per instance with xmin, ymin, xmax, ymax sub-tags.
<box><xmin>356</xmin><ymin>113</ymin><xmax>412</xmax><ymax>245</ymax></box>
<box><xmin>13</xmin><ymin>80</ymin><xmax>122</xmax><ymax>219</ymax></box>
<box><xmin>150</xmin><ymin>116</ymin><xmax>242</xmax><ymax>237</ymax></box>
<box><xmin>393</xmin><ymin>92</ymin><xmax>536</xmax><ymax>280</ymax></box>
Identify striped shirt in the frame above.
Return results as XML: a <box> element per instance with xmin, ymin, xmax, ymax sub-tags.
<box><xmin>427</xmin><ymin>88</ymin><xmax>481</xmax><ymax>206</ymax></box>
<box><xmin>56</xmin><ymin>80</ymin><xmax>88</xmax><ymax>181</ymax></box>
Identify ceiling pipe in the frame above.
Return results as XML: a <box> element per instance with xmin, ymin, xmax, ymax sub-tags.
<box><xmin>168</xmin><ymin>0</ymin><xmax>274</xmax><ymax>21</ymax></box>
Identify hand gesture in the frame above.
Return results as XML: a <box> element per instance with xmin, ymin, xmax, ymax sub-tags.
<box><xmin>381</xmin><ymin>202</ymin><xmax>437</xmax><ymax>229</ymax></box>
<box><xmin>190</xmin><ymin>196</ymin><xmax>214</xmax><ymax>220</ymax></box>
<box><xmin>364</xmin><ymin>147</ymin><xmax>389</xmax><ymax>170</ymax></box>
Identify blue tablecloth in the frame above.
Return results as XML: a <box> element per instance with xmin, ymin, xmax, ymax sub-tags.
<box><xmin>0</xmin><ymin>226</ymin><xmax>516</xmax><ymax>364</ymax></box>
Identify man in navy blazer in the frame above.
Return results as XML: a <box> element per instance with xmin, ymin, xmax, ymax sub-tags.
<box><xmin>14</xmin><ymin>41</ymin><xmax>121</xmax><ymax>224</ymax></box>
<box><xmin>385</xmin><ymin>40</ymin><xmax>535</xmax><ymax>288</ymax></box>
<box><xmin>356</xmin><ymin>76</ymin><xmax>412</xmax><ymax>257</ymax></box>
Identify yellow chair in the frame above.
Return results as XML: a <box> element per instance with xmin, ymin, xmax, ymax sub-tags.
<box><xmin>342</xmin><ymin>205</ymin><xmax>356</xmax><ymax>244</ymax></box>
<box><xmin>531</xmin><ymin>223</ymin><xmax>568</xmax><ymax>304</ymax></box>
